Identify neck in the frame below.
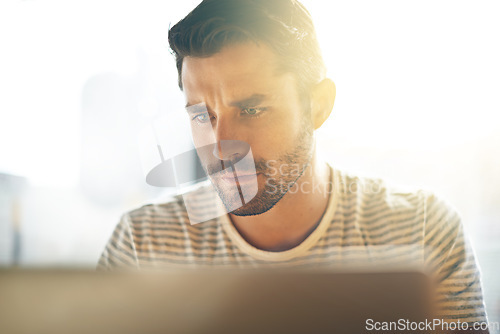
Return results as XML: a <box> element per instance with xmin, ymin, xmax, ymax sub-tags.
<box><xmin>228</xmin><ymin>150</ymin><xmax>331</xmax><ymax>251</ymax></box>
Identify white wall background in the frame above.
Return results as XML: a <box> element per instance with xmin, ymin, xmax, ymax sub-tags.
<box><xmin>0</xmin><ymin>0</ymin><xmax>498</xmax><ymax>325</ymax></box>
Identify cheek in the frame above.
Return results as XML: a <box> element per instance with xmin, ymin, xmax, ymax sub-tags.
<box><xmin>246</xmin><ymin>116</ymin><xmax>303</xmax><ymax>158</ymax></box>
<box><xmin>190</xmin><ymin>122</ymin><xmax>216</xmax><ymax>148</ymax></box>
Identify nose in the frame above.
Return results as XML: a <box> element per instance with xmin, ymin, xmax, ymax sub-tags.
<box><xmin>211</xmin><ymin>117</ymin><xmax>249</xmax><ymax>163</ymax></box>
<box><xmin>212</xmin><ymin>140</ymin><xmax>246</xmax><ymax>162</ymax></box>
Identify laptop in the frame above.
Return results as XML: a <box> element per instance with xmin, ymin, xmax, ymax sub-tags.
<box><xmin>0</xmin><ymin>268</ymin><xmax>436</xmax><ymax>334</ymax></box>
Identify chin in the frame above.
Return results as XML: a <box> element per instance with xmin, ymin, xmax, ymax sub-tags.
<box><xmin>228</xmin><ymin>188</ymin><xmax>285</xmax><ymax>217</ymax></box>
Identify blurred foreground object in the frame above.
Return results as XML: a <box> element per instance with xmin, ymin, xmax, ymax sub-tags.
<box><xmin>0</xmin><ymin>269</ymin><xmax>435</xmax><ymax>334</ymax></box>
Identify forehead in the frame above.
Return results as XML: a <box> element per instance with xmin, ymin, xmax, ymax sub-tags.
<box><xmin>181</xmin><ymin>42</ymin><xmax>289</xmax><ymax>103</ymax></box>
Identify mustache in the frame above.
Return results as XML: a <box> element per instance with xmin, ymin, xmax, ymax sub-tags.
<box><xmin>205</xmin><ymin>158</ymin><xmax>268</xmax><ymax>176</ymax></box>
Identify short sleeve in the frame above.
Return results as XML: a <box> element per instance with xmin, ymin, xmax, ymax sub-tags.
<box><xmin>423</xmin><ymin>192</ymin><xmax>489</xmax><ymax>326</ymax></box>
<box><xmin>97</xmin><ymin>214</ymin><xmax>139</xmax><ymax>271</ymax></box>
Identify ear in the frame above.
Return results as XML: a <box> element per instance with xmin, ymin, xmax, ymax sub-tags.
<box><xmin>310</xmin><ymin>78</ymin><xmax>336</xmax><ymax>130</ymax></box>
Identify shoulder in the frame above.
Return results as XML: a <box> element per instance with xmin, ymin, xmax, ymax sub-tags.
<box><xmin>126</xmin><ymin>196</ymin><xmax>188</xmax><ymax>225</ymax></box>
<box><xmin>122</xmin><ymin>184</ymin><xmax>222</xmax><ymax>237</ymax></box>
<box><xmin>334</xmin><ymin>169</ymin><xmax>450</xmax><ymax>240</ymax></box>
<box><xmin>335</xmin><ymin>168</ymin><xmax>429</xmax><ymax>215</ymax></box>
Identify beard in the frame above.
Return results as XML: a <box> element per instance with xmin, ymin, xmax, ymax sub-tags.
<box><xmin>208</xmin><ymin>121</ymin><xmax>315</xmax><ymax>217</ymax></box>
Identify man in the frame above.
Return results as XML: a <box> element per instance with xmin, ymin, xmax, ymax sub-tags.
<box><xmin>98</xmin><ymin>0</ymin><xmax>489</xmax><ymax>328</ymax></box>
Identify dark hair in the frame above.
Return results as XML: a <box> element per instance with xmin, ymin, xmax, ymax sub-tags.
<box><xmin>168</xmin><ymin>0</ymin><xmax>326</xmax><ymax>98</ymax></box>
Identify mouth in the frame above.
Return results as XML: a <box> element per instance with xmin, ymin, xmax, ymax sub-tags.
<box><xmin>218</xmin><ymin>171</ymin><xmax>259</xmax><ymax>185</ymax></box>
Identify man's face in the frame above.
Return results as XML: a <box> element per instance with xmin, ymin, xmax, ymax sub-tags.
<box><xmin>182</xmin><ymin>42</ymin><xmax>314</xmax><ymax>216</ymax></box>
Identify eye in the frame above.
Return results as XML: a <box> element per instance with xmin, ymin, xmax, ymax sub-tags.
<box><xmin>241</xmin><ymin>107</ymin><xmax>267</xmax><ymax>117</ymax></box>
<box><xmin>192</xmin><ymin>113</ymin><xmax>211</xmax><ymax>124</ymax></box>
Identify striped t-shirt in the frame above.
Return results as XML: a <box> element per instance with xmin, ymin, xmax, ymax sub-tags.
<box><xmin>98</xmin><ymin>166</ymin><xmax>488</xmax><ymax>324</ymax></box>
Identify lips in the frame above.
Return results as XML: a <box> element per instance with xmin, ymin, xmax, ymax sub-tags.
<box><xmin>219</xmin><ymin>171</ymin><xmax>259</xmax><ymax>184</ymax></box>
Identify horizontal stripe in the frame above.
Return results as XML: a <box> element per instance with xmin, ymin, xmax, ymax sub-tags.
<box><xmin>97</xmin><ymin>168</ymin><xmax>487</xmax><ymax>324</ymax></box>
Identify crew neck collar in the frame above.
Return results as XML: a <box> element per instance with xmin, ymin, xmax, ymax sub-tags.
<box><xmin>220</xmin><ymin>164</ymin><xmax>339</xmax><ymax>262</ymax></box>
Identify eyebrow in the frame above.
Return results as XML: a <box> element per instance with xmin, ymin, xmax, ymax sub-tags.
<box><xmin>230</xmin><ymin>94</ymin><xmax>268</xmax><ymax>109</ymax></box>
<box><xmin>185</xmin><ymin>94</ymin><xmax>269</xmax><ymax>112</ymax></box>
<box><xmin>185</xmin><ymin>102</ymin><xmax>207</xmax><ymax>114</ymax></box>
